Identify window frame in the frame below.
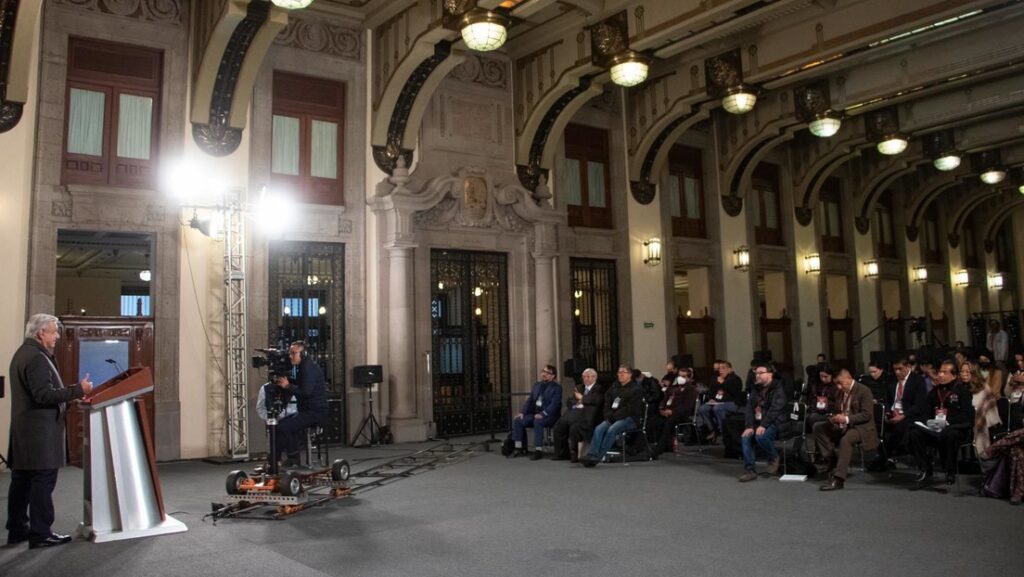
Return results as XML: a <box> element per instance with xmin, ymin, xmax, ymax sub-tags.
<box><xmin>271</xmin><ymin>71</ymin><xmax>346</xmax><ymax>206</ymax></box>
<box><xmin>667</xmin><ymin>144</ymin><xmax>706</xmax><ymax>238</ymax></box>
<box><xmin>819</xmin><ymin>178</ymin><xmax>844</xmax><ymax>253</ymax></box>
<box><xmin>752</xmin><ymin>163</ymin><xmax>784</xmax><ymax>246</ymax></box>
<box><xmin>564</xmin><ymin>123</ymin><xmax>612</xmax><ymax>229</ymax></box>
<box><xmin>62</xmin><ymin>37</ymin><xmax>162</xmax><ymax>189</ymax></box>
<box><xmin>873</xmin><ymin>194</ymin><xmax>898</xmax><ymax>259</ymax></box>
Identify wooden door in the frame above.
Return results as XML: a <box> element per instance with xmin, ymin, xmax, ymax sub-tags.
<box><xmin>676</xmin><ymin>311</ymin><xmax>716</xmax><ymax>386</ymax></box>
<box><xmin>57</xmin><ymin>316</ymin><xmax>155</xmax><ymax>467</ymax></box>
<box><xmin>827</xmin><ymin>310</ymin><xmax>854</xmax><ymax>371</ymax></box>
<box><xmin>760</xmin><ymin>314</ymin><xmax>794</xmax><ymax>376</ymax></box>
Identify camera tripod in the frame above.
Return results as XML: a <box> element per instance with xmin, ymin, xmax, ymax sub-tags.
<box><xmin>351</xmin><ymin>384</ymin><xmax>384</xmax><ymax>447</ymax></box>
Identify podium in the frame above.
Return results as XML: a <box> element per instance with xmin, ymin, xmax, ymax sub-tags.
<box><xmin>79</xmin><ymin>367</ymin><xmax>187</xmax><ymax>542</ymax></box>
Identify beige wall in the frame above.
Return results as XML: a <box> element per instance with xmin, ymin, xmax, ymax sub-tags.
<box><xmin>55</xmin><ymin>276</ymin><xmax>122</xmax><ymax>317</ymax></box>
<box><xmin>0</xmin><ymin>19</ymin><xmax>40</xmax><ymax>471</ymax></box>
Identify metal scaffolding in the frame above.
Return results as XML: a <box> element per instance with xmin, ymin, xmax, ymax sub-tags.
<box><xmin>224</xmin><ymin>200</ymin><xmax>249</xmax><ymax>460</ymax></box>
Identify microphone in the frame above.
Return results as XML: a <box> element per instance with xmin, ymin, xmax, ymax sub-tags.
<box><xmin>105</xmin><ymin>358</ymin><xmax>126</xmax><ymax>375</ymax></box>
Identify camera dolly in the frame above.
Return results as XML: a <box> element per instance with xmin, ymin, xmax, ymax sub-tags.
<box><xmin>212</xmin><ymin>458</ymin><xmax>352</xmax><ymax>519</ymax></box>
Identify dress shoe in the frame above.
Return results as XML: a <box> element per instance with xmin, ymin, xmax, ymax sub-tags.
<box><xmin>945</xmin><ymin>473</ymin><xmax>956</xmax><ymax>486</ymax></box>
<box><xmin>569</xmin><ymin>454</ymin><xmax>580</xmax><ymax>464</ymax></box>
<box><xmin>510</xmin><ymin>448</ymin><xmax>527</xmax><ymax>458</ymax></box>
<box><xmin>914</xmin><ymin>469</ymin><xmax>933</xmax><ymax>487</ymax></box>
<box><xmin>581</xmin><ymin>455</ymin><xmax>598</xmax><ymax>468</ymax></box>
<box><xmin>819</xmin><ymin>476</ymin><xmax>845</xmax><ymax>491</ymax></box>
<box><xmin>765</xmin><ymin>456</ymin><xmax>781</xmax><ymax>475</ymax></box>
<box><xmin>529</xmin><ymin>450</ymin><xmax>543</xmax><ymax>461</ymax></box>
<box><xmin>29</xmin><ymin>533</ymin><xmax>72</xmax><ymax>549</ymax></box>
<box><xmin>738</xmin><ymin>471</ymin><xmax>758</xmax><ymax>482</ymax></box>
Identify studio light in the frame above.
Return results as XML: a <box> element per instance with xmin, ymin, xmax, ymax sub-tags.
<box><xmin>722</xmin><ymin>85</ymin><xmax>757</xmax><ymax>114</ymax></box>
<box><xmin>609</xmin><ymin>51</ymin><xmax>651</xmax><ymax>87</ymax></box>
<box><xmin>877</xmin><ymin>134</ymin><xmax>908</xmax><ymax>155</ymax></box>
<box><xmin>808</xmin><ymin>112</ymin><xmax>842</xmax><ymax>138</ymax></box>
<box><xmin>139</xmin><ymin>270</ymin><xmax>152</xmax><ymax>282</ymax></box>
<box><xmin>460</xmin><ymin>10</ymin><xmax>509</xmax><ymax>52</ymax></box>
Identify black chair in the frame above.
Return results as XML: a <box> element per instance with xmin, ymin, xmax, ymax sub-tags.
<box><xmin>853</xmin><ymin>402</ymin><xmax>887</xmax><ymax>473</ymax></box>
<box><xmin>606</xmin><ymin>400</ymin><xmax>652</xmax><ymax>465</ymax></box>
<box><xmin>772</xmin><ymin>401</ymin><xmax>808</xmax><ymax>478</ymax></box>
<box><xmin>675</xmin><ymin>392</ymin><xmax>706</xmax><ymax>454</ymax></box>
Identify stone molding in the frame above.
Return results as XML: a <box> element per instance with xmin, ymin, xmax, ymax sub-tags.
<box><xmin>274</xmin><ymin>13</ymin><xmax>361</xmax><ymax>61</ymax></box>
<box><xmin>53</xmin><ymin>0</ymin><xmax>184</xmax><ymax>26</ymax></box>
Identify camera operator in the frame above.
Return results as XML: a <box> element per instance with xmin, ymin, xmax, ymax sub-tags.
<box><xmin>274</xmin><ymin>341</ymin><xmax>328</xmax><ymax>468</ymax></box>
<box><xmin>256</xmin><ymin>379</ymin><xmax>297</xmax><ymax>422</ymax></box>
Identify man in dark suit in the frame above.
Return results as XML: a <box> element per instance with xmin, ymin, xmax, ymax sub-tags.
<box><xmin>274</xmin><ymin>341</ymin><xmax>328</xmax><ymax>467</ymax></box>
<box><xmin>870</xmin><ymin>356</ymin><xmax>928</xmax><ymax>469</ymax></box>
<box><xmin>815</xmin><ymin>368</ymin><xmax>879</xmax><ymax>491</ymax></box>
<box><xmin>909</xmin><ymin>359</ymin><xmax>974</xmax><ymax>486</ymax></box>
<box><xmin>582</xmin><ymin>364</ymin><xmax>644</xmax><ymax>467</ymax></box>
<box><xmin>6</xmin><ymin>314</ymin><xmax>93</xmax><ymax>549</ymax></box>
<box><xmin>505</xmin><ymin>364</ymin><xmax>562</xmax><ymax>459</ymax></box>
<box><xmin>551</xmin><ymin>368</ymin><xmax>602</xmax><ymax>462</ymax></box>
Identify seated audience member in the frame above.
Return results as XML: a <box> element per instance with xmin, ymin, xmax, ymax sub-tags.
<box><xmin>582</xmin><ymin>365</ymin><xmax>643</xmax><ymax>467</ymax></box>
<box><xmin>980</xmin><ymin>427</ymin><xmax>1024</xmax><ymax>505</ymax></box>
<box><xmin>860</xmin><ymin>361</ymin><xmax>893</xmax><ymax>403</ymax></box>
<box><xmin>868</xmin><ymin>357</ymin><xmax>928</xmax><ymax>470</ymax></box>
<box><xmin>815</xmin><ymin>368</ymin><xmax>879</xmax><ymax>491</ymax></box>
<box><xmin>648</xmin><ymin>368</ymin><xmax>700</xmax><ymax>458</ymax></box>
<box><xmin>551</xmin><ymin>368</ymin><xmax>603</xmax><ymax>462</ymax></box>
<box><xmin>737</xmin><ymin>363</ymin><xmax>788</xmax><ymax>482</ymax></box>
<box><xmin>803</xmin><ymin>365</ymin><xmax>839</xmax><ymax>460</ymax></box>
<box><xmin>504</xmin><ymin>365</ymin><xmax>562</xmax><ymax>460</ymax></box>
<box><xmin>909</xmin><ymin>359</ymin><xmax>974</xmax><ymax>486</ymax></box>
<box><xmin>963</xmin><ymin>361</ymin><xmax>1002</xmax><ymax>464</ymax></box>
<box><xmin>1006</xmin><ymin>352</ymin><xmax>1024</xmax><ymax>404</ymax></box>
<box><xmin>918</xmin><ymin>357</ymin><xmax>937</xmax><ymax>393</ymax></box>
<box><xmin>698</xmin><ymin>360</ymin><xmax>743</xmax><ymax>443</ymax></box>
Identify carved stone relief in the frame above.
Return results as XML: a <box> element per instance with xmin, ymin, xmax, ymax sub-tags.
<box><xmin>415</xmin><ymin>169</ymin><xmax>529</xmax><ymax>233</ymax></box>
<box><xmin>53</xmin><ymin>0</ymin><xmax>184</xmax><ymax>26</ymax></box>
<box><xmin>448</xmin><ymin>54</ymin><xmax>508</xmax><ymax>89</ymax></box>
<box><xmin>275</xmin><ymin>15</ymin><xmax>361</xmax><ymax>61</ymax></box>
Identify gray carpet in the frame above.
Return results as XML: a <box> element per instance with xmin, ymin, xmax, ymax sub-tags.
<box><xmin>1</xmin><ymin>439</ymin><xmax>1021</xmax><ymax>577</ymax></box>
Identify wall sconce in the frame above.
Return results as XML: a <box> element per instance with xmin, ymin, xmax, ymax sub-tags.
<box><xmin>864</xmin><ymin>260</ymin><xmax>879</xmax><ymax>279</ymax></box>
<box><xmin>974</xmin><ymin>150</ymin><xmax>1007</xmax><ymax>185</ymax></box>
<box><xmin>590</xmin><ymin>12</ymin><xmax>652</xmax><ymax>87</ymax></box>
<box><xmin>912</xmin><ymin>266</ymin><xmax>928</xmax><ymax>283</ymax></box>
<box><xmin>643</xmin><ymin>237</ymin><xmax>662</xmax><ymax>266</ymax></box>
<box><xmin>989</xmin><ymin>273</ymin><xmax>1005</xmax><ymax>290</ymax></box>
<box><xmin>865</xmin><ymin>107</ymin><xmax>908</xmax><ymax>155</ymax></box>
<box><xmin>804</xmin><ymin>254</ymin><xmax>821</xmax><ymax>274</ymax></box>
<box><xmin>954</xmin><ymin>269</ymin><xmax>970</xmax><ymax>287</ymax></box>
<box><xmin>923</xmin><ymin>130</ymin><xmax>961</xmax><ymax>171</ymax></box>
<box><xmin>795</xmin><ymin>81</ymin><xmax>841</xmax><ymax>138</ymax></box>
<box><xmin>734</xmin><ymin>245</ymin><xmax>750</xmax><ymax>271</ymax></box>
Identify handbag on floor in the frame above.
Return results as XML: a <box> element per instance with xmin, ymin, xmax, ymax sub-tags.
<box><xmin>980</xmin><ymin>455</ymin><xmax>1010</xmax><ymax>499</ymax></box>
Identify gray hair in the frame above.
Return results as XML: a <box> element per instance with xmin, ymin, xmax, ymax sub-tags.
<box><xmin>25</xmin><ymin>314</ymin><xmax>59</xmax><ymax>339</ymax></box>
<box><xmin>582</xmin><ymin>368</ymin><xmax>598</xmax><ymax>378</ymax></box>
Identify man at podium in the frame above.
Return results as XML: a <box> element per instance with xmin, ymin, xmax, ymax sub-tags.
<box><xmin>6</xmin><ymin>314</ymin><xmax>93</xmax><ymax>549</ymax></box>
<box><xmin>274</xmin><ymin>341</ymin><xmax>327</xmax><ymax>467</ymax></box>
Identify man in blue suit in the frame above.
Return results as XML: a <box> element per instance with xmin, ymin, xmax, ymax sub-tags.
<box><xmin>505</xmin><ymin>364</ymin><xmax>562</xmax><ymax>460</ymax></box>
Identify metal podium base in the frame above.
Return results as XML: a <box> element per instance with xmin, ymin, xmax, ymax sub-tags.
<box><xmin>80</xmin><ymin>515</ymin><xmax>188</xmax><ymax>543</ymax></box>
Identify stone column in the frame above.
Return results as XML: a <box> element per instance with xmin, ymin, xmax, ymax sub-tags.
<box><xmin>387</xmin><ymin>244</ymin><xmax>417</xmax><ymax>419</ymax></box>
<box><xmin>534</xmin><ymin>251</ymin><xmax>556</xmax><ymax>367</ymax></box>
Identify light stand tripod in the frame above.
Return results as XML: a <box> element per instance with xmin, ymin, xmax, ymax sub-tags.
<box><xmin>351</xmin><ymin>384</ymin><xmax>384</xmax><ymax>446</ymax></box>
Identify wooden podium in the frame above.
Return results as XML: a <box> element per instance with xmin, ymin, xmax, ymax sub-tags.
<box><xmin>79</xmin><ymin>367</ymin><xmax>187</xmax><ymax>542</ymax></box>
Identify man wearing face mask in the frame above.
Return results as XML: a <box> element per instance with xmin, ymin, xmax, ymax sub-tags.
<box><xmin>648</xmin><ymin>367</ymin><xmax>699</xmax><ymax>459</ymax></box>
<box><xmin>908</xmin><ymin>359</ymin><xmax>974</xmax><ymax>486</ymax></box>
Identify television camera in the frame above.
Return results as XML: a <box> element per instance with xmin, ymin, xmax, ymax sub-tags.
<box><xmin>252</xmin><ymin>347</ymin><xmax>292</xmax><ymax>380</ymax></box>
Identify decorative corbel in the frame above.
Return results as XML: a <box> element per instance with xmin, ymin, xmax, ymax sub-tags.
<box><xmin>0</xmin><ymin>0</ymin><xmax>42</xmax><ymax>134</ymax></box>
<box><xmin>191</xmin><ymin>0</ymin><xmax>288</xmax><ymax>156</ymax></box>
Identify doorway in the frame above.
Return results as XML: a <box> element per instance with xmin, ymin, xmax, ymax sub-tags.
<box><xmin>430</xmin><ymin>249</ymin><xmax>511</xmax><ymax>438</ymax></box>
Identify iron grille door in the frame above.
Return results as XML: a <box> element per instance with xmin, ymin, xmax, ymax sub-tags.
<box><xmin>570</xmin><ymin>258</ymin><xmax>619</xmax><ymax>383</ymax></box>
<box><xmin>431</xmin><ymin>249</ymin><xmax>510</xmax><ymax>438</ymax></box>
<box><xmin>268</xmin><ymin>241</ymin><xmax>346</xmax><ymax>443</ymax></box>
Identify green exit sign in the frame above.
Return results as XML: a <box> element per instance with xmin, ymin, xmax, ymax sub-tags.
<box><xmin>642</xmin><ymin>322</ymin><xmax>655</xmax><ymax>329</ymax></box>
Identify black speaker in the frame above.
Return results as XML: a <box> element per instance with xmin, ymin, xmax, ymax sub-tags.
<box><xmin>353</xmin><ymin>365</ymin><xmax>383</xmax><ymax>387</ymax></box>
